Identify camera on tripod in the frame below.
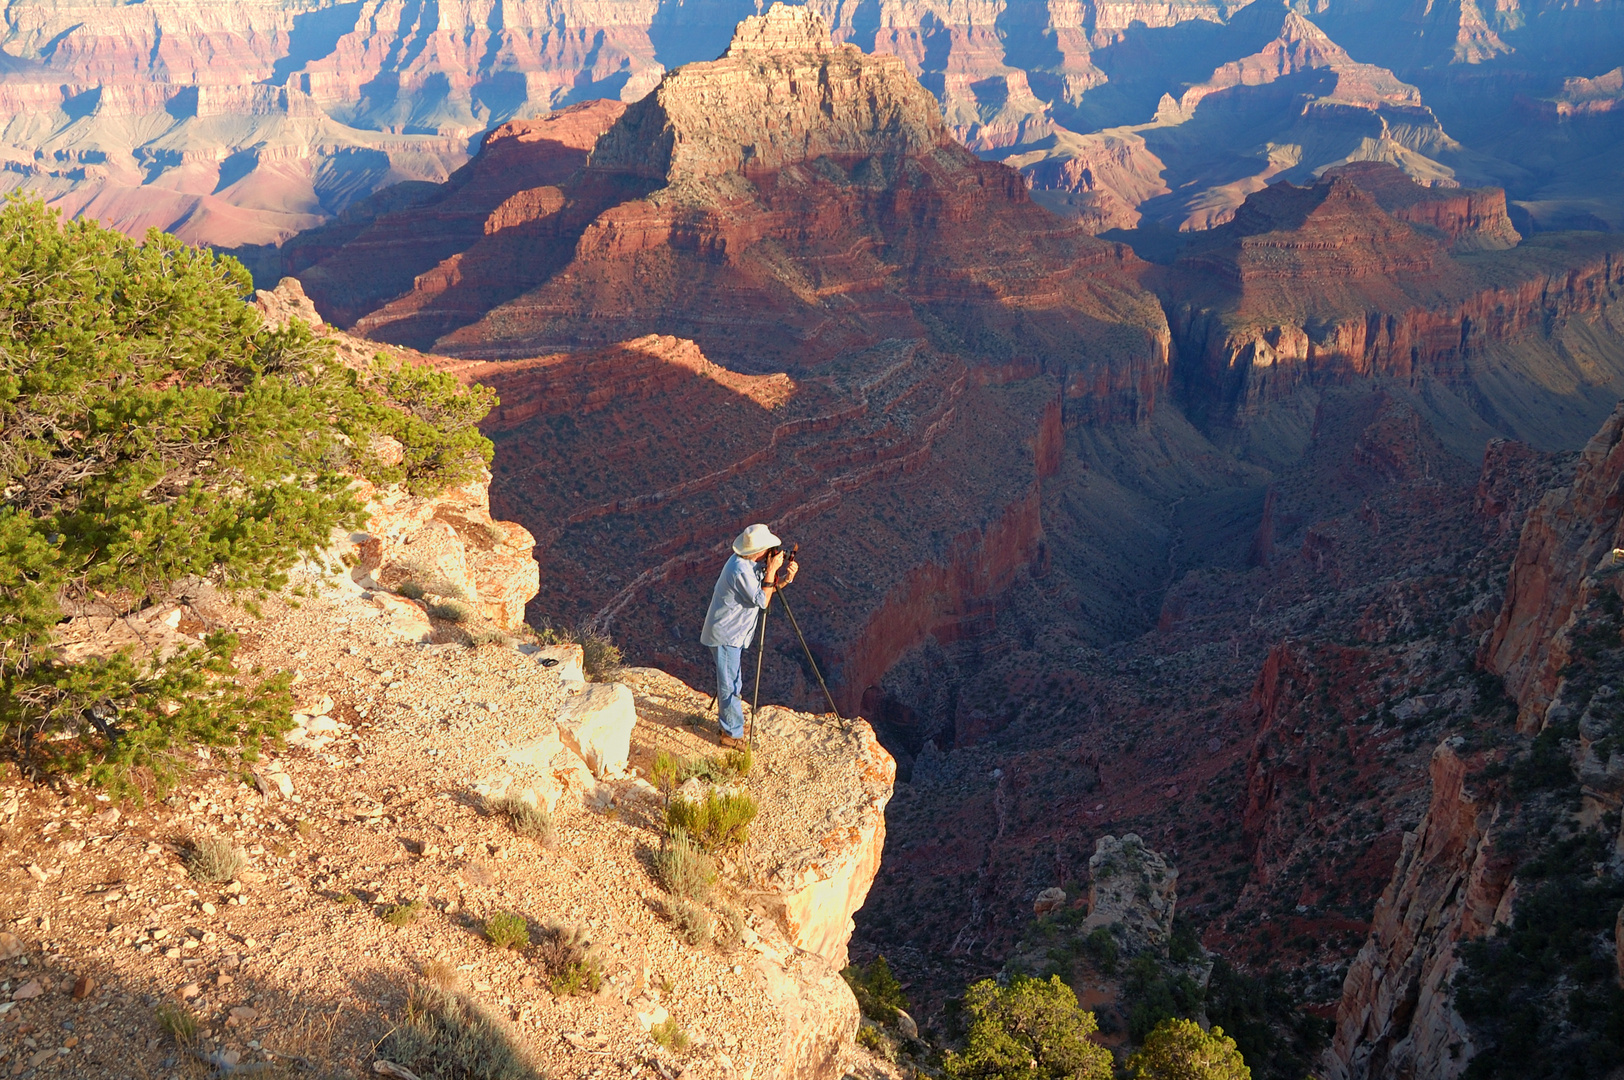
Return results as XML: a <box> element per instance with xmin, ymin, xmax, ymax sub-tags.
<box><xmin>757</xmin><ymin>542</ymin><xmax>798</xmax><ymax>584</ymax></box>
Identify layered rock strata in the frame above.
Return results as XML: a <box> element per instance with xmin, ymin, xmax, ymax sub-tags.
<box><xmin>1323</xmin><ymin>741</ymin><xmax>1509</xmax><ymax>1080</ymax></box>
<box><xmin>286</xmin><ymin>7</ymin><xmax>1169</xmax><ymax>719</ymax></box>
<box><xmin>301</xmin><ymin>4</ymin><xmax>1168</xmax><ymax>408</ymax></box>
<box><xmin>233</xmin><ymin>101</ymin><xmax>626</xmax><ymax>328</ymax></box>
<box><xmin>1164</xmin><ymin>169</ymin><xmax>1624</xmax><ymax>441</ymax></box>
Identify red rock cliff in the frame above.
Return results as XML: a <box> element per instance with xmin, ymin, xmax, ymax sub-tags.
<box><xmin>1323</xmin><ymin>740</ymin><xmax>1513</xmax><ymax>1080</ymax></box>
<box><xmin>1166</xmin><ymin>171</ymin><xmax>1624</xmax><ymax>429</ymax></box>
<box><xmin>1485</xmin><ymin>403</ymin><xmax>1624</xmax><ymax>732</ymax></box>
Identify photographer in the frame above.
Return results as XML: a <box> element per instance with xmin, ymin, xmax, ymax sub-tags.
<box><xmin>699</xmin><ymin>524</ymin><xmax>798</xmax><ymax>749</ymax></box>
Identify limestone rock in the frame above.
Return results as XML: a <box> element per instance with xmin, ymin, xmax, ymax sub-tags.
<box><xmin>592</xmin><ymin>4</ymin><xmax>943</xmax><ymax>188</ymax></box>
<box><xmin>555</xmin><ymin>684</ymin><xmax>636</xmax><ymax>778</ymax></box>
<box><xmin>254</xmin><ymin>278</ymin><xmax>322</xmax><ymax>329</ymax></box>
<box><xmin>748</xmin><ymin>707</ymin><xmax>895</xmax><ymax>970</ymax></box>
<box><xmin>1083</xmin><ymin>834</ymin><xmax>1176</xmax><ymax>949</ymax></box>
<box><xmin>1033</xmin><ymin>887</ymin><xmax>1067</xmax><ymax>916</ymax></box>
<box><xmin>352</xmin><ymin>475</ymin><xmax>538</xmax><ymax>633</ymax></box>
<box><xmin>368</xmin><ymin>593</ymin><xmax>433</xmax><ymax>644</ymax></box>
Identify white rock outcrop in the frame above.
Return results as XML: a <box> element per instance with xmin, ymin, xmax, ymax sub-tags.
<box><xmin>555</xmin><ymin>683</ymin><xmax>637</xmax><ymax>777</ymax></box>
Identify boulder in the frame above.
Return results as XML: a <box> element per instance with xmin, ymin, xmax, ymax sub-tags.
<box><xmin>368</xmin><ymin>593</ymin><xmax>433</xmax><ymax>644</ymax></box>
<box><xmin>351</xmin><ymin>476</ymin><xmax>538</xmax><ymax>633</ymax></box>
<box><xmin>1033</xmin><ymin>887</ymin><xmax>1067</xmax><ymax>916</ymax></box>
<box><xmin>1082</xmin><ymin>834</ymin><xmax>1177</xmax><ymax>949</ymax></box>
<box><xmin>555</xmin><ymin>683</ymin><xmax>636</xmax><ymax>777</ymax></box>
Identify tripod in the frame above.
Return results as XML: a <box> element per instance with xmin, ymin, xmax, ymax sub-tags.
<box><xmin>747</xmin><ymin>586</ymin><xmax>845</xmax><ymax>747</ymax></box>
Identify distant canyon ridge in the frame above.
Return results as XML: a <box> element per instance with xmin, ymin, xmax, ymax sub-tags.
<box><xmin>1</xmin><ymin>0</ymin><xmax>1621</xmax><ymax>246</ymax></box>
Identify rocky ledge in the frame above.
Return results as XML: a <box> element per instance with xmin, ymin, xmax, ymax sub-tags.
<box><xmin>6</xmin><ymin>390</ymin><xmax>895</xmax><ymax>1080</ymax></box>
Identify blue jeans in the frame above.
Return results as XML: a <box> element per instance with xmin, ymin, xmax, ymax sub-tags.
<box><xmin>712</xmin><ymin>644</ymin><xmax>745</xmax><ymax>738</ymax></box>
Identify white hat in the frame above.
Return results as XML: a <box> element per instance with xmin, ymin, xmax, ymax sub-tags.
<box><xmin>733</xmin><ymin>523</ymin><xmax>781</xmax><ymax>557</ymax></box>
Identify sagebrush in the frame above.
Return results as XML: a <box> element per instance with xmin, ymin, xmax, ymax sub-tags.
<box><xmin>665</xmin><ymin>789</ymin><xmax>757</xmax><ymax>851</ymax></box>
<box><xmin>382</xmin><ymin>985</ymin><xmax>540</xmax><ymax>1080</ymax></box>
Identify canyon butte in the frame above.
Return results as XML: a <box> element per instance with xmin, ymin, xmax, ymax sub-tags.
<box><xmin>222</xmin><ymin>4</ymin><xmax>1624</xmax><ymax>1078</ymax></box>
<box><xmin>3</xmin><ymin>0</ymin><xmax>1622</xmax><ymax>244</ymax></box>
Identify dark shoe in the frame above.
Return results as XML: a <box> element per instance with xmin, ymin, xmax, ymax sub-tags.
<box><xmin>719</xmin><ymin>734</ymin><xmax>748</xmax><ymax>750</ymax></box>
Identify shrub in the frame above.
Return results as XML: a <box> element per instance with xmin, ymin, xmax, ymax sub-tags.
<box><xmin>666</xmin><ymin>789</ymin><xmax>757</xmax><ymax>851</ymax></box>
<box><xmin>491</xmin><ymin>794</ymin><xmax>554</xmax><ymax>845</ymax></box>
<box><xmin>1202</xmin><ymin>959</ymin><xmax>1328</xmax><ymax>1078</ymax></box>
<box><xmin>653</xmin><ymin>827</ymin><xmax>717</xmax><ymax>901</ymax></box>
<box><xmin>156</xmin><ymin>1001</ymin><xmax>198</xmax><ymax>1046</ymax></box>
<box><xmin>536</xmin><ymin>920</ymin><xmax>602</xmax><ymax>996</ymax></box>
<box><xmin>856</xmin><ymin>1024</ymin><xmax>896</xmax><ymax>1060</ymax></box>
<box><xmin>721</xmin><ymin>747</ymin><xmax>753</xmax><ymax>777</ymax></box>
<box><xmin>428</xmin><ymin>599</ymin><xmax>473</xmax><ymax>623</ymax></box>
<box><xmin>843</xmin><ymin>956</ymin><xmax>908</xmax><ymax>1024</ymax></box>
<box><xmin>551</xmin><ymin>959</ymin><xmax>602</xmax><ymax>997</ymax></box>
<box><xmin>0</xmin><ymin>196</ymin><xmax>494</xmax><ymax>794</ymax></box>
<box><xmin>1124</xmin><ymin>953</ymin><xmax>1207</xmax><ymax>1041</ymax></box>
<box><xmin>650</xmin><ymin>1017</ymin><xmax>689</xmax><ymax>1052</ymax></box>
<box><xmin>397</xmin><ymin>581</ymin><xmax>427</xmax><ymax>600</ymax></box>
<box><xmin>353</xmin><ymin>355</ymin><xmax>495</xmax><ymax>497</ymax></box>
<box><xmin>1128</xmin><ymin>1018</ymin><xmax>1250</xmax><ymax>1080</ymax></box>
<box><xmin>715</xmin><ymin>903</ymin><xmax>746</xmax><ymax>952</ymax></box>
<box><xmin>382</xmin><ymin>900</ymin><xmax>426</xmax><ymax>927</ymax></box>
<box><xmin>1084</xmin><ymin>927</ymin><xmax>1120</xmax><ymax>974</ymax></box>
<box><xmin>484</xmin><ymin>911</ymin><xmax>530</xmax><ymax>951</ymax></box>
<box><xmin>664</xmin><ymin>898</ymin><xmax>713</xmax><ymax>946</ymax></box>
<box><xmin>580</xmin><ymin>632</ymin><xmax>622</xmax><ymax>681</ymax></box>
<box><xmin>382</xmin><ymin>984</ymin><xmax>540</xmax><ymax>1080</ymax></box>
<box><xmin>184</xmin><ymin>836</ymin><xmax>245</xmax><ymax>883</ymax></box>
<box><xmin>652</xmin><ymin>751</ymin><xmax>751</xmax><ymax>793</ymax></box>
<box><xmin>942</xmin><ymin>975</ymin><xmax>1114</xmax><ymax>1080</ymax></box>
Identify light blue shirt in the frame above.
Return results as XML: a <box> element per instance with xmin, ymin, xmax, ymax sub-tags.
<box><xmin>700</xmin><ymin>554</ymin><xmax>768</xmax><ymax>648</ymax></box>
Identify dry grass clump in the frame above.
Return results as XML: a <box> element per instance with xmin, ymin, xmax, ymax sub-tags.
<box><xmin>652</xmin><ymin>827</ymin><xmax>716</xmax><ymax>901</ymax></box>
<box><xmin>666</xmin><ymin>789</ymin><xmax>757</xmax><ymax>851</ymax></box>
<box><xmin>535</xmin><ymin>920</ymin><xmax>603</xmax><ymax>996</ymax></box>
<box><xmin>382</xmin><ymin>984</ymin><xmax>541</xmax><ymax>1080</ymax></box>
<box><xmin>664</xmin><ymin>898</ymin><xmax>713</xmax><ymax>947</ymax></box>
<box><xmin>427</xmin><ymin>598</ymin><xmax>474</xmax><ymax>623</ymax></box>
<box><xmin>580</xmin><ymin>632</ymin><xmax>622</xmax><ymax>681</ymax></box>
<box><xmin>382</xmin><ymin>899</ymin><xmax>426</xmax><ymax>927</ymax></box>
<box><xmin>490</xmin><ymin>794</ymin><xmax>555</xmax><ymax>845</ymax></box>
<box><xmin>420</xmin><ymin>959</ymin><xmax>460</xmax><ymax>990</ymax></box>
<box><xmin>715</xmin><ymin>903</ymin><xmax>746</xmax><ymax>952</ymax></box>
<box><xmin>156</xmin><ymin>1001</ymin><xmax>198</xmax><ymax>1046</ymax></box>
<box><xmin>184</xmin><ymin>835</ymin><xmax>245</xmax><ymax>883</ymax></box>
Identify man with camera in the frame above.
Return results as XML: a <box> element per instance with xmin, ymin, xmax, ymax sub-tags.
<box><xmin>700</xmin><ymin>524</ymin><xmax>799</xmax><ymax>749</ymax></box>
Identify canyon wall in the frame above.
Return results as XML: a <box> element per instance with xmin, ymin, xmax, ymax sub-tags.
<box><xmin>1164</xmin><ymin>169</ymin><xmax>1624</xmax><ymax>445</ymax></box>
<box><xmin>1323</xmin><ymin>403</ymin><xmax>1624</xmax><ymax>1079</ymax></box>
<box><xmin>8</xmin><ymin>0</ymin><xmax>1622</xmax><ymax>246</ymax></box>
<box><xmin>1486</xmin><ymin>404</ymin><xmax>1624</xmax><ymax>732</ymax></box>
<box><xmin>1322</xmin><ymin>741</ymin><xmax>1511</xmax><ymax>1080</ymax></box>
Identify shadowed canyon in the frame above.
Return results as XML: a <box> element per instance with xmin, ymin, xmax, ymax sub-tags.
<box><xmin>7</xmin><ymin>0</ymin><xmax>1624</xmax><ymax>1075</ymax></box>
<box><xmin>219</xmin><ymin>4</ymin><xmax>1624</xmax><ymax>1076</ymax></box>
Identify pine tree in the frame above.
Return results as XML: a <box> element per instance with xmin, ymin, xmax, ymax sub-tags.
<box><xmin>943</xmin><ymin>975</ymin><xmax>1114</xmax><ymax>1080</ymax></box>
<box><xmin>1128</xmin><ymin>1017</ymin><xmax>1251</xmax><ymax>1080</ymax></box>
<box><xmin>0</xmin><ymin>195</ymin><xmax>494</xmax><ymax>794</ymax></box>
